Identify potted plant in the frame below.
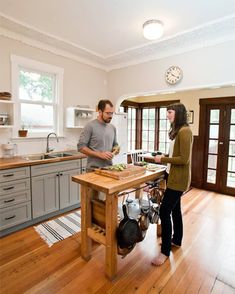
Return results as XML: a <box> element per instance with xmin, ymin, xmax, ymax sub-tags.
<box><xmin>18</xmin><ymin>124</ymin><xmax>28</xmax><ymax>137</ymax></box>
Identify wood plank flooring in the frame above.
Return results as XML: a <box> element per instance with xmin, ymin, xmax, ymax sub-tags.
<box><xmin>1</xmin><ymin>188</ymin><xmax>235</xmax><ymax>294</ymax></box>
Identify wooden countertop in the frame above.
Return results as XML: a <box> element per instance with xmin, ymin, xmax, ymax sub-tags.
<box><xmin>0</xmin><ymin>152</ymin><xmax>87</xmax><ymax>170</ymax></box>
<box><xmin>72</xmin><ymin>166</ymin><xmax>166</xmax><ymax>194</ymax></box>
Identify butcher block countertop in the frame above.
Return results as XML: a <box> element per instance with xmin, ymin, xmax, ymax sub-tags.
<box><xmin>0</xmin><ymin>151</ymin><xmax>87</xmax><ymax>170</ymax></box>
<box><xmin>72</xmin><ymin>166</ymin><xmax>166</xmax><ymax>194</ymax></box>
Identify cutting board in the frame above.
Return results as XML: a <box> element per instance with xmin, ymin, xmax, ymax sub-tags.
<box><xmin>94</xmin><ymin>164</ymin><xmax>146</xmax><ymax>180</ymax></box>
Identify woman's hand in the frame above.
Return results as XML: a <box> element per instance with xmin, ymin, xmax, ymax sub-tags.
<box><xmin>154</xmin><ymin>155</ymin><xmax>164</xmax><ymax>163</ymax></box>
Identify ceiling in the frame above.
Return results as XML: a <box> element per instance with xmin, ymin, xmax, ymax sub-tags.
<box><xmin>0</xmin><ymin>0</ymin><xmax>235</xmax><ymax>70</ymax></box>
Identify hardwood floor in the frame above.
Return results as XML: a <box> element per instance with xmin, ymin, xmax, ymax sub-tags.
<box><xmin>1</xmin><ymin>188</ymin><xmax>235</xmax><ymax>294</ymax></box>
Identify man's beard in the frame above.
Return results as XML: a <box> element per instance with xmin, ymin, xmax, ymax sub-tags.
<box><xmin>102</xmin><ymin>114</ymin><xmax>112</xmax><ymax>123</ymax></box>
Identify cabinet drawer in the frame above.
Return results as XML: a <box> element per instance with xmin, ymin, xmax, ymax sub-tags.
<box><xmin>0</xmin><ymin>167</ymin><xmax>30</xmax><ymax>183</ymax></box>
<box><xmin>0</xmin><ymin>201</ymin><xmax>31</xmax><ymax>230</ymax></box>
<box><xmin>0</xmin><ymin>178</ymin><xmax>30</xmax><ymax>196</ymax></box>
<box><xmin>31</xmin><ymin>159</ymin><xmax>81</xmax><ymax>176</ymax></box>
<box><xmin>0</xmin><ymin>190</ymin><xmax>31</xmax><ymax>208</ymax></box>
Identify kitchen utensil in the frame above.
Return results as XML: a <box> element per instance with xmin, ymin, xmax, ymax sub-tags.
<box><xmin>94</xmin><ymin>164</ymin><xmax>146</xmax><ymax>179</ymax></box>
<box><xmin>116</xmin><ymin>204</ymin><xmax>142</xmax><ymax>249</ymax></box>
<box><xmin>2</xmin><ymin>142</ymin><xmax>17</xmax><ymax>158</ymax></box>
<box><xmin>0</xmin><ymin>113</ymin><xmax>9</xmax><ymax>125</ymax></box>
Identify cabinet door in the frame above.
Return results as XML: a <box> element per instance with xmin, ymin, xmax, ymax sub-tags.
<box><xmin>59</xmin><ymin>168</ymin><xmax>81</xmax><ymax>209</ymax></box>
<box><xmin>32</xmin><ymin>173</ymin><xmax>59</xmax><ymax>218</ymax></box>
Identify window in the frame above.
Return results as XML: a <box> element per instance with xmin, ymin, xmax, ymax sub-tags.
<box><xmin>142</xmin><ymin>108</ymin><xmax>155</xmax><ymax>151</ymax></box>
<box><xmin>127</xmin><ymin>107</ymin><xmax>137</xmax><ymax>151</ymax></box>
<box><xmin>158</xmin><ymin>107</ymin><xmax>171</xmax><ymax>153</ymax></box>
<box><xmin>121</xmin><ymin>100</ymin><xmax>178</xmax><ymax>153</ymax></box>
<box><xmin>11</xmin><ymin>55</ymin><xmax>64</xmax><ymax>137</ymax></box>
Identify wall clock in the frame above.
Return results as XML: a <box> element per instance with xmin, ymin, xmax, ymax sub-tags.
<box><xmin>165</xmin><ymin>66</ymin><xmax>183</xmax><ymax>85</ymax></box>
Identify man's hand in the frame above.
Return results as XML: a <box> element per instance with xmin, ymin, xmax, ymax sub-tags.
<box><xmin>112</xmin><ymin>145</ymin><xmax>120</xmax><ymax>155</ymax></box>
<box><xmin>99</xmin><ymin>151</ymin><xmax>114</xmax><ymax>160</ymax></box>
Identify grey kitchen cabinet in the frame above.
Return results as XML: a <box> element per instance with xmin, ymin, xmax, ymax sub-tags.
<box><xmin>31</xmin><ymin>159</ymin><xmax>81</xmax><ymax>218</ymax></box>
<box><xmin>0</xmin><ymin>166</ymin><xmax>31</xmax><ymax>230</ymax></box>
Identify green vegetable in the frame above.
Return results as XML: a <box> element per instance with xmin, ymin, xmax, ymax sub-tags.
<box><xmin>108</xmin><ymin>163</ymin><xmax>127</xmax><ymax>171</ymax></box>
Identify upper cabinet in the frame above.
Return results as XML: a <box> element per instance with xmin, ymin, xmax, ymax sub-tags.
<box><xmin>66</xmin><ymin>107</ymin><xmax>96</xmax><ymax>128</ymax></box>
<box><xmin>0</xmin><ymin>100</ymin><xmax>15</xmax><ymax>129</ymax></box>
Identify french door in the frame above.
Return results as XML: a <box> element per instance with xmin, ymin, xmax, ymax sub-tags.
<box><xmin>203</xmin><ymin>104</ymin><xmax>235</xmax><ymax>195</ymax></box>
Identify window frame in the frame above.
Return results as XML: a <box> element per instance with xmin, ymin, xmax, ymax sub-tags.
<box><xmin>11</xmin><ymin>55</ymin><xmax>64</xmax><ymax>138</ymax></box>
<box><xmin>121</xmin><ymin>100</ymin><xmax>179</xmax><ymax>152</ymax></box>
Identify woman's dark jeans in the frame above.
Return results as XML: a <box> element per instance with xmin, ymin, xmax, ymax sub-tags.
<box><xmin>160</xmin><ymin>187</ymin><xmax>183</xmax><ymax>256</ymax></box>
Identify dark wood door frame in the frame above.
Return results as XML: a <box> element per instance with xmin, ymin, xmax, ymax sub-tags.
<box><xmin>192</xmin><ymin>96</ymin><xmax>235</xmax><ymax>195</ymax></box>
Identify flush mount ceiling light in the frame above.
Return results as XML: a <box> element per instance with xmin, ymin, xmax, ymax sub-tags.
<box><xmin>143</xmin><ymin>19</ymin><xmax>164</xmax><ymax>40</ymax></box>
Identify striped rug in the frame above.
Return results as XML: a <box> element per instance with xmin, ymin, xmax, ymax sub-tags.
<box><xmin>34</xmin><ymin>211</ymin><xmax>81</xmax><ymax>247</ymax></box>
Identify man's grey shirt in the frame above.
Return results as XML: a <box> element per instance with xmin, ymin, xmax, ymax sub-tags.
<box><xmin>77</xmin><ymin>119</ymin><xmax>118</xmax><ymax>169</ymax></box>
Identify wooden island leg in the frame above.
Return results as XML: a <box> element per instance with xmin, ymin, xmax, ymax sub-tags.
<box><xmin>81</xmin><ymin>185</ymin><xmax>92</xmax><ymax>260</ymax></box>
<box><xmin>105</xmin><ymin>193</ymin><xmax>118</xmax><ymax>280</ymax></box>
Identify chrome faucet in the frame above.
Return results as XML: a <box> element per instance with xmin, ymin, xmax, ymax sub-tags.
<box><xmin>46</xmin><ymin>132</ymin><xmax>59</xmax><ymax>153</ymax></box>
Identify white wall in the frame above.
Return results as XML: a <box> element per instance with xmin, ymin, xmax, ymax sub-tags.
<box><xmin>1</xmin><ymin>35</ymin><xmax>235</xmax><ymax>157</ymax></box>
<box><xmin>0</xmin><ymin>36</ymin><xmax>107</xmax><ymax>156</ymax></box>
<box><xmin>108</xmin><ymin>40</ymin><xmax>235</xmax><ymax>135</ymax></box>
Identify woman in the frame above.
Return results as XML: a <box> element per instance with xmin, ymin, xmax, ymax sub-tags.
<box><xmin>152</xmin><ymin>103</ymin><xmax>193</xmax><ymax>266</ymax></box>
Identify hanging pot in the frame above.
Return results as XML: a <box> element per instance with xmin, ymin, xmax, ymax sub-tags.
<box><xmin>116</xmin><ymin>204</ymin><xmax>142</xmax><ymax>249</ymax></box>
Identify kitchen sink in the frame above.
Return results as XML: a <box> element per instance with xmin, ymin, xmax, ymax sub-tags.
<box><xmin>22</xmin><ymin>151</ymin><xmax>75</xmax><ymax>161</ymax></box>
<box><xmin>45</xmin><ymin>152</ymin><xmax>74</xmax><ymax>158</ymax></box>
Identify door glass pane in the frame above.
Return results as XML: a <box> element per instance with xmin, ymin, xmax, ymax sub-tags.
<box><xmin>208</xmin><ymin>154</ymin><xmax>217</xmax><ymax>169</ymax></box>
<box><xmin>227</xmin><ymin>172</ymin><xmax>235</xmax><ymax>187</ymax></box>
<box><xmin>228</xmin><ymin>157</ymin><xmax>235</xmax><ymax>172</ymax></box>
<box><xmin>209</xmin><ymin>140</ymin><xmax>218</xmax><ymax>154</ymax></box>
<box><xmin>209</xmin><ymin>125</ymin><xmax>219</xmax><ymax>139</ymax></box>
<box><xmin>207</xmin><ymin>169</ymin><xmax>216</xmax><ymax>184</ymax></box>
<box><xmin>230</xmin><ymin>125</ymin><xmax>235</xmax><ymax>140</ymax></box>
<box><xmin>210</xmin><ymin>109</ymin><xmax>220</xmax><ymax>123</ymax></box>
<box><xmin>231</xmin><ymin>109</ymin><xmax>235</xmax><ymax>123</ymax></box>
<box><xmin>229</xmin><ymin>141</ymin><xmax>235</xmax><ymax>156</ymax></box>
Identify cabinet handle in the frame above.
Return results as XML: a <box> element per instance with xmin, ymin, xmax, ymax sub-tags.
<box><xmin>60</xmin><ymin>173</ymin><xmax>63</xmax><ymax>176</ymax></box>
<box><xmin>3</xmin><ymin>186</ymin><xmax>14</xmax><ymax>191</ymax></box>
<box><xmin>5</xmin><ymin>215</ymin><xmax>16</xmax><ymax>220</ymax></box>
<box><xmin>3</xmin><ymin>173</ymin><xmax>14</xmax><ymax>177</ymax></box>
<box><xmin>4</xmin><ymin>198</ymin><xmax>15</xmax><ymax>203</ymax></box>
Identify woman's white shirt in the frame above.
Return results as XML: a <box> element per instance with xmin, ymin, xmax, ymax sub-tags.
<box><xmin>166</xmin><ymin>139</ymin><xmax>175</xmax><ymax>174</ymax></box>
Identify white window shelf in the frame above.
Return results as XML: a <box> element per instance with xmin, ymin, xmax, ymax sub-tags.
<box><xmin>66</xmin><ymin>107</ymin><xmax>95</xmax><ymax>128</ymax></box>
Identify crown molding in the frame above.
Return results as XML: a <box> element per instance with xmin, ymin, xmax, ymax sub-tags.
<box><xmin>1</xmin><ymin>13</ymin><xmax>235</xmax><ymax>72</ymax></box>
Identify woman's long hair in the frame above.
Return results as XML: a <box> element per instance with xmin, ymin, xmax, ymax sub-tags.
<box><xmin>167</xmin><ymin>103</ymin><xmax>188</xmax><ymax>140</ymax></box>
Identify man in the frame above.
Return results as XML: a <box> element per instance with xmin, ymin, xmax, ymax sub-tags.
<box><xmin>77</xmin><ymin>99</ymin><xmax>119</xmax><ymax>171</ymax></box>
